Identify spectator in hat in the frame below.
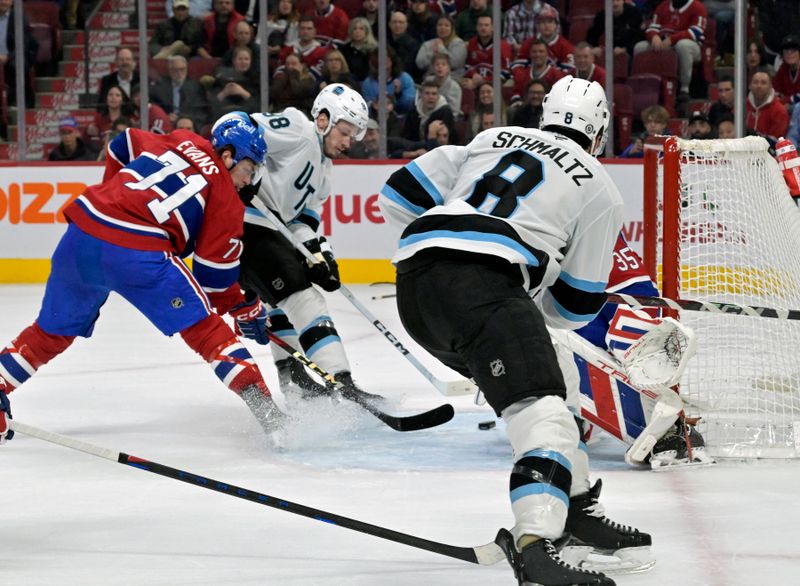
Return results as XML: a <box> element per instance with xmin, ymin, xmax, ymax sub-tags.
<box><xmin>686</xmin><ymin>110</ymin><xmax>713</xmax><ymax>139</ymax></box>
<box><xmin>774</xmin><ymin>34</ymin><xmax>800</xmax><ymax>106</ymax></box>
<box><xmin>48</xmin><ymin>117</ymin><xmax>99</xmax><ymax>162</ymax></box>
<box><xmin>150</xmin><ymin>0</ymin><xmax>204</xmax><ymax>59</ymax></box>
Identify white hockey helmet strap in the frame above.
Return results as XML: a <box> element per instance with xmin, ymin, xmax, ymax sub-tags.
<box><xmin>311</xmin><ymin>83</ymin><xmax>369</xmax><ymax>141</ymax></box>
<box><xmin>541</xmin><ymin>76</ymin><xmax>609</xmax><ymax>156</ymax></box>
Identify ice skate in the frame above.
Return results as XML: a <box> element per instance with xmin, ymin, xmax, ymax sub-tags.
<box><xmin>496</xmin><ymin>528</ymin><xmax>615</xmax><ymax>586</ymax></box>
<box><xmin>329</xmin><ymin>371</ymin><xmax>386</xmax><ymax>408</ymax></box>
<box><xmin>648</xmin><ymin>416</ymin><xmax>715</xmax><ymax>470</ymax></box>
<box><xmin>241</xmin><ymin>385</ymin><xmax>291</xmax><ymax>435</ymax></box>
<box><xmin>275</xmin><ymin>358</ymin><xmax>329</xmax><ymax>400</ymax></box>
<box><xmin>562</xmin><ymin>480</ymin><xmax>655</xmax><ymax>575</ymax></box>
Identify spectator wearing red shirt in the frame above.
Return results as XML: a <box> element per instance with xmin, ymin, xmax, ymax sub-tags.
<box><xmin>774</xmin><ymin>35</ymin><xmax>800</xmax><ymax>105</ymax></box>
<box><xmin>634</xmin><ymin>0</ymin><xmax>707</xmax><ymax>108</ymax></box>
<box><xmin>198</xmin><ymin>0</ymin><xmax>246</xmax><ymax>59</ymax></box>
<box><xmin>573</xmin><ymin>42</ymin><xmax>605</xmax><ymax>88</ymax></box>
<box><xmin>279</xmin><ymin>16</ymin><xmax>330</xmax><ymax>76</ymax></box>
<box><xmin>461</xmin><ymin>14</ymin><xmax>513</xmax><ymax>90</ymax></box>
<box><xmin>519</xmin><ymin>4</ymin><xmax>574</xmax><ymax>72</ymax></box>
<box><xmin>510</xmin><ymin>38</ymin><xmax>565</xmax><ymax>104</ymax></box>
<box><xmin>311</xmin><ymin>0</ymin><xmax>350</xmax><ymax>43</ymax></box>
<box><xmin>746</xmin><ymin>69</ymin><xmax>790</xmax><ymax>144</ymax></box>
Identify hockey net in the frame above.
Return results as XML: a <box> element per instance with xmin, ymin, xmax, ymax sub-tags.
<box><xmin>643</xmin><ymin>136</ymin><xmax>800</xmax><ymax>458</ymax></box>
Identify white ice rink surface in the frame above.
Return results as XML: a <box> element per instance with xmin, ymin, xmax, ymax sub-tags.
<box><xmin>2</xmin><ymin>284</ymin><xmax>800</xmax><ymax>586</ymax></box>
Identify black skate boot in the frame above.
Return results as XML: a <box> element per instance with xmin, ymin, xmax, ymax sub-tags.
<box><xmin>276</xmin><ymin>358</ymin><xmax>329</xmax><ymax>400</ymax></box>
<box><xmin>330</xmin><ymin>371</ymin><xmax>386</xmax><ymax>408</ymax></box>
<box><xmin>649</xmin><ymin>416</ymin><xmax>714</xmax><ymax>469</ymax></box>
<box><xmin>563</xmin><ymin>480</ymin><xmax>654</xmax><ymax>573</ymax></box>
<box><xmin>496</xmin><ymin>528</ymin><xmax>615</xmax><ymax>586</ymax></box>
<box><xmin>241</xmin><ymin>385</ymin><xmax>290</xmax><ymax>434</ymax></box>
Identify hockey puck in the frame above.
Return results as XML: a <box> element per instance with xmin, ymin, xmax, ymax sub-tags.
<box><xmin>478</xmin><ymin>420</ymin><xmax>496</xmax><ymax>430</ymax></box>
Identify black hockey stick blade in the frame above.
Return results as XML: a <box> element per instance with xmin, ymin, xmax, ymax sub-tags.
<box><xmin>341</xmin><ymin>390</ymin><xmax>455</xmax><ymax>431</ymax></box>
<box><xmin>266</xmin><ymin>331</ymin><xmax>455</xmax><ymax>432</ymax></box>
<box><xmin>10</xmin><ymin>421</ymin><xmax>507</xmax><ymax>566</ymax></box>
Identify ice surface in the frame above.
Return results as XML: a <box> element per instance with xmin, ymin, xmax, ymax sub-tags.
<box><xmin>2</xmin><ymin>285</ymin><xmax>799</xmax><ymax>585</ymax></box>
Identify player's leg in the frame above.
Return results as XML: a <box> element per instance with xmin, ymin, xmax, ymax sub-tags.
<box><xmin>1</xmin><ymin>223</ymin><xmax>112</xmax><ymax>396</ymax></box>
<box><xmin>397</xmin><ymin>256</ymin><xmax>610</xmax><ymax>585</ymax></box>
<box><xmin>99</xmin><ymin>241</ymin><xmax>285</xmax><ymax>432</ymax></box>
<box><xmin>240</xmin><ymin>223</ymin><xmax>381</xmax><ymax>404</ymax></box>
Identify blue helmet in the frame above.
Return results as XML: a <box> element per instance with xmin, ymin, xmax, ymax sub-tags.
<box><xmin>210</xmin><ymin>112</ymin><xmax>267</xmax><ymax>165</ymax></box>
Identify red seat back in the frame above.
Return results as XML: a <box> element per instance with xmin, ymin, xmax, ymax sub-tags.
<box><xmin>188</xmin><ymin>58</ymin><xmax>222</xmax><ymax>80</ymax></box>
<box><xmin>627</xmin><ymin>74</ymin><xmax>662</xmax><ymax>120</ymax></box>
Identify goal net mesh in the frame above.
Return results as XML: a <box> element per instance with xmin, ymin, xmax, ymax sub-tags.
<box><xmin>653</xmin><ymin>136</ymin><xmax>800</xmax><ymax>458</ymax></box>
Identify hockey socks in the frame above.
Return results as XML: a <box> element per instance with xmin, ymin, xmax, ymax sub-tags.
<box><xmin>0</xmin><ymin>322</ymin><xmax>75</xmax><ymax>393</ymax></box>
<box><xmin>181</xmin><ymin>314</ymin><xmax>271</xmax><ymax>397</ymax></box>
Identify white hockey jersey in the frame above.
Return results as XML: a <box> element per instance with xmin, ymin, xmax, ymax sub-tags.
<box><xmin>248</xmin><ymin>108</ymin><xmax>332</xmax><ymax>243</ymax></box>
<box><xmin>379</xmin><ymin>127</ymin><xmax>624</xmax><ymax>330</ymax></box>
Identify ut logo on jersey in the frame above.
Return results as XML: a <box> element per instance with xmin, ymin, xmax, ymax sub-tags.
<box><xmin>293</xmin><ymin>162</ymin><xmax>316</xmax><ymax>208</ymax></box>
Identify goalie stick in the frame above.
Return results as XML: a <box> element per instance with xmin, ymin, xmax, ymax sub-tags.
<box><xmin>266</xmin><ymin>331</ymin><xmax>455</xmax><ymax>432</ymax></box>
<box><xmin>607</xmin><ymin>292</ymin><xmax>800</xmax><ymax>321</ymax></box>
<box><xmin>245</xmin><ymin>202</ymin><xmax>477</xmax><ymax>397</ymax></box>
<box><xmin>9</xmin><ymin>420</ymin><xmax>508</xmax><ymax>566</ymax></box>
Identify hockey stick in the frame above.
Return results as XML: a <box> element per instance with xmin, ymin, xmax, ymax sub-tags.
<box><xmin>9</xmin><ymin>420</ymin><xmax>508</xmax><ymax>566</ymax></box>
<box><xmin>266</xmin><ymin>331</ymin><xmax>455</xmax><ymax>432</ymax></box>
<box><xmin>607</xmin><ymin>292</ymin><xmax>800</xmax><ymax>321</ymax></box>
<box><xmin>245</xmin><ymin>203</ymin><xmax>478</xmax><ymax>397</ymax></box>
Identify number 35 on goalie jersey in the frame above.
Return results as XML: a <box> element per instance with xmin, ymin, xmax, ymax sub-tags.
<box><xmin>63</xmin><ymin>128</ymin><xmax>246</xmax><ymax>309</ymax></box>
<box><xmin>379</xmin><ymin>127</ymin><xmax>625</xmax><ymax>330</ymax></box>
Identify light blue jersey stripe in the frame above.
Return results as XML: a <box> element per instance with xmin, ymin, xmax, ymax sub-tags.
<box><xmin>558</xmin><ymin>271</ymin><xmax>607</xmax><ymax>293</ymax></box>
<box><xmin>301</xmin><ymin>315</ymin><xmax>334</xmax><ymax>335</ymax></box>
<box><xmin>510</xmin><ymin>483</ymin><xmax>569</xmax><ymax>508</ymax></box>
<box><xmin>519</xmin><ymin>448</ymin><xmax>572</xmax><ymax>472</ymax></box>
<box><xmin>306</xmin><ymin>336</ymin><xmax>341</xmax><ymax>357</ymax></box>
<box><xmin>407</xmin><ymin>161</ymin><xmax>444</xmax><ymax>205</ymax></box>
<box><xmin>399</xmin><ymin>230</ymin><xmax>541</xmax><ymax>266</ymax></box>
<box><xmin>380</xmin><ymin>184</ymin><xmax>428</xmax><ymax>216</ymax></box>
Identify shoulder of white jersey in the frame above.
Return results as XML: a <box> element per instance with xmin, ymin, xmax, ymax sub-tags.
<box><xmin>251</xmin><ymin>108</ymin><xmax>316</xmax><ymax>153</ymax></box>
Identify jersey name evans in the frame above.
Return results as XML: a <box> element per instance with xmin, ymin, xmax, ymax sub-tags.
<box><xmin>491</xmin><ymin>131</ymin><xmax>594</xmax><ymax>186</ymax></box>
<box><xmin>176</xmin><ymin>140</ymin><xmax>220</xmax><ymax>175</ymax></box>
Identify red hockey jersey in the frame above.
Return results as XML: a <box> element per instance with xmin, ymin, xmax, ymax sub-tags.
<box><xmin>509</xmin><ymin>63</ymin><xmax>565</xmax><ymax>102</ymax></box>
<box><xmin>64</xmin><ymin>129</ymin><xmax>247</xmax><ymax>312</ymax></box>
<box><xmin>519</xmin><ymin>35</ymin><xmax>575</xmax><ymax>71</ymax></box>
<box><xmin>607</xmin><ymin>233</ymin><xmax>653</xmax><ymax>292</ymax></box>
<box><xmin>464</xmin><ymin>37</ymin><xmax>513</xmax><ymax>82</ymax></box>
<box><xmin>645</xmin><ymin>0</ymin><xmax>707</xmax><ymax>46</ymax></box>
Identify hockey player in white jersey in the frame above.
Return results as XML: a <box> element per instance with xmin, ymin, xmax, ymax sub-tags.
<box><xmin>226</xmin><ymin>84</ymin><xmax>383</xmax><ymax>406</ymax></box>
<box><xmin>379</xmin><ymin>77</ymin><xmax>650</xmax><ymax>585</ymax></box>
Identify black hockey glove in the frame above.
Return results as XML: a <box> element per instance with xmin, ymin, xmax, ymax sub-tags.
<box><xmin>304</xmin><ymin>237</ymin><xmax>341</xmax><ymax>292</ymax></box>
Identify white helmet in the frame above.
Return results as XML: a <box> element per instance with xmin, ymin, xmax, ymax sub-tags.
<box><xmin>311</xmin><ymin>83</ymin><xmax>369</xmax><ymax>141</ymax></box>
<box><xmin>540</xmin><ymin>76</ymin><xmax>609</xmax><ymax>156</ymax></box>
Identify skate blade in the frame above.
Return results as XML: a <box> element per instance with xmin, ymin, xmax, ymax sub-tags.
<box><xmin>561</xmin><ymin>545</ymin><xmax>656</xmax><ymax>575</ymax></box>
<box><xmin>650</xmin><ymin>449</ymin><xmax>716</xmax><ymax>471</ymax></box>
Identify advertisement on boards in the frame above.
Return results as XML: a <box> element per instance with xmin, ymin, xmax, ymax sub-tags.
<box><xmin>0</xmin><ymin>161</ymin><xmax>645</xmax><ymax>282</ymax></box>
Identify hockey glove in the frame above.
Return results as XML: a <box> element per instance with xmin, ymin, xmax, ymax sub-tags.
<box><xmin>0</xmin><ymin>391</ymin><xmax>14</xmax><ymax>444</ymax></box>
<box><xmin>230</xmin><ymin>296</ymin><xmax>270</xmax><ymax>345</ymax></box>
<box><xmin>304</xmin><ymin>237</ymin><xmax>341</xmax><ymax>292</ymax></box>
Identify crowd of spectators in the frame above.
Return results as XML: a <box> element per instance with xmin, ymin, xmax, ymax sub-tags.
<box><xmin>6</xmin><ymin>0</ymin><xmax>800</xmax><ymax>160</ymax></box>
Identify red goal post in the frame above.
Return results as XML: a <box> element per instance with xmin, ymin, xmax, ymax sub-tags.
<box><xmin>642</xmin><ymin>135</ymin><xmax>800</xmax><ymax>459</ymax></box>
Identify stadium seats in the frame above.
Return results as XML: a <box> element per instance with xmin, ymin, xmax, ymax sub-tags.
<box><xmin>568</xmin><ymin>15</ymin><xmax>594</xmax><ymax>45</ymax></box>
<box><xmin>597</xmin><ymin>50</ymin><xmax>630</xmax><ymax>83</ymax></box>
<box><xmin>631</xmin><ymin>50</ymin><xmax>679</xmax><ymax>114</ymax></box>
<box><xmin>613</xmin><ymin>83</ymin><xmax>633</xmax><ymax>154</ymax></box>
<box><xmin>188</xmin><ymin>58</ymin><xmax>221</xmax><ymax>80</ymax></box>
<box><xmin>568</xmin><ymin>0</ymin><xmax>603</xmax><ymax>18</ymax></box>
<box><xmin>627</xmin><ymin>73</ymin><xmax>662</xmax><ymax>120</ymax></box>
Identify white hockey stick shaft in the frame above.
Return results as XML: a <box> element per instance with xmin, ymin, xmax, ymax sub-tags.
<box><xmin>246</xmin><ymin>201</ymin><xmax>476</xmax><ymax>397</ymax></box>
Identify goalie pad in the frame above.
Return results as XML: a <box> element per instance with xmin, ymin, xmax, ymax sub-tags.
<box><xmin>607</xmin><ymin>307</ymin><xmax>697</xmax><ymax>391</ymax></box>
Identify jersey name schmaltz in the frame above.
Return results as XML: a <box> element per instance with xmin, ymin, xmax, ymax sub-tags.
<box><xmin>379</xmin><ymin>126</ymin><xmax>624</xmax><ymax>330</ymax></box>
<box><xmin>249</xmin><ymin>108</ymin><xmax>332</xmax><ymax>243</ymax></box>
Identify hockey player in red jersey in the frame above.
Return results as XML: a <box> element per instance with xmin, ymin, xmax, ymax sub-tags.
<box><xmin>0</xmin><ymin>114</ymin><xmax>284</xmax><ymax>444</ymax></box>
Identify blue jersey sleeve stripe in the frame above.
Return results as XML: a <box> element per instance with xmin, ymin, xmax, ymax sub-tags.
<box><xmin>519</xmin><ymin>448</ymin><xmax>573</xmax><ymax>472</ymax></box>
<box><xmin>407</xmin><ymin>161</ymin><xmax>444</xmax><ymax>205</ymax></box>
<box><xmin>380</xmin><ymin>184</ymin><xmax>428</xmax><ymax>216</ymax></box>
<box><xmin>558</xmin><ymin>271</ymin><xmax>607</xmax><ymax>293</ymax></box>
<box><xmin>108</xmin><ymin>129</ymin><xmax>132</xmax><ymax>165</ymax></box>
<box><xmin>509</xmin><ymin>483</ymin><xmax>569</xmax><ymax>508</ymax></box>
